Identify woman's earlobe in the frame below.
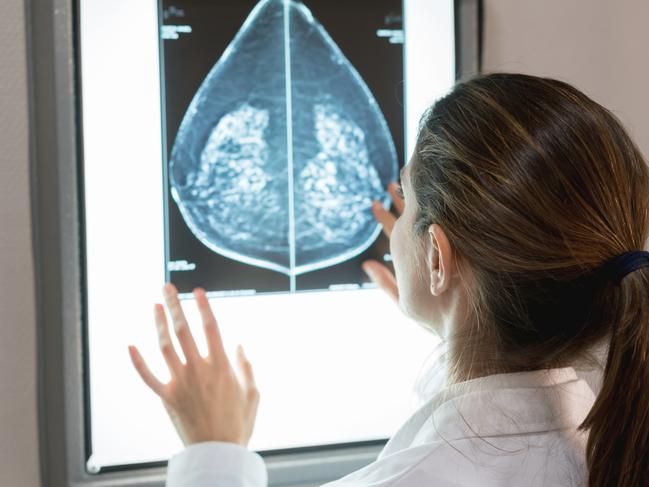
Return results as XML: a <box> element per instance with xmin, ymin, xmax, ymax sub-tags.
<box><xmin>429</xmin><ymin>266</ymin><xmax>443</xmax><ymax>296</ymax></box>
<box><xmin>428</xmin><ymin>231</ymin><xmax>440</xmax><ymax>296</ymax></box>
<box><xmin>427</xmin><ymin>223</ymin><xmax>455</xmax><ymax>297</ymax></box>
<box><xmin>429</xmin><ymin>279</ymin><xmax>438</xmax><ymax>296</ymax></box>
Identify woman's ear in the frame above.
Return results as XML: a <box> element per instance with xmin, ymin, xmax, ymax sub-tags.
<box><xmin>427</xmin><ymin>224</ymin><xmax>453</xmax><ymax>296</ymax></box>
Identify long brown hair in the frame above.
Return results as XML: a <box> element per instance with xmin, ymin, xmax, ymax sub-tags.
<box><xmin>411</xmin><ymin>72</ymin><xmax>649</xmax><ymax>486</ymax></box>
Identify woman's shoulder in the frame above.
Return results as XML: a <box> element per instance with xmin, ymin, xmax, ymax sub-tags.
<box><xmin>324</xmin><ymin>367</ymin><xmax>593</xmax><ymax>486</ymax></box>
<box><xmin>324</xmin><ymin>430</ymin><xmax>588</xmax><ymax>487</ymax></box>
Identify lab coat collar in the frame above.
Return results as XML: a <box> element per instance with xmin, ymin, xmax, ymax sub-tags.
<box><xmin>430</xmin><ymin>366</ymin><xmax>596</xmax><ymax>441</ymax></box>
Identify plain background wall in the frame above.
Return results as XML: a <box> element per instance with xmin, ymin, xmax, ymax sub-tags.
<box><xmin>1</xmin><ymin>0</ymin><xmax>647</xmax><ymax>485</ymax></box>
<box><xmin>482</xmin><ymin>0</ymin><xmax>649</xmax><ymax>159</ymax></box>
<box><xmin>0</xmin><ymin>0</ymin><xmax>40</xmax><ymax>485</ymax></box>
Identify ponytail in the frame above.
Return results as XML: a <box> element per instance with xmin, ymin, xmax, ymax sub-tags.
<box><xmin>580</xmin><ymin>268</ymin><xmax>649</xmax><ymax>486</ymax></box>
<box><xmin>409</xmin><ymin>72</ymin><xmax>649</xmax><ymax>485</ymax></box>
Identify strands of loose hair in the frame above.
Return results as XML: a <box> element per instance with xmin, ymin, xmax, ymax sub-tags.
<box><xmin>410</xmin><ymin>72</ymin><xmax>649</xmax><ymax>486</ymax></box>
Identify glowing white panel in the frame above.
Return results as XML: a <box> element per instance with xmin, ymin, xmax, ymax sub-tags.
<box><xmin>404</xmin><ymin>0</ymin><xmax>456</xmax><ymax>159</ymax></box>
<box><xmin>79</xmin><ymin>0</ymin><xmax>455</xmax><ymax>471</ymax></box>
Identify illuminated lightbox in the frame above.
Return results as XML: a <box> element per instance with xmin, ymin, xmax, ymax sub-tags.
<box><xmin>80</xmin><ymin>0</ymin><xmax>455</xmax><ymax>472</ymax></box>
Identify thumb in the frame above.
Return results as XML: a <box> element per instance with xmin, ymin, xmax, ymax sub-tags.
<box><xmin>236</xmin><ymin>345</ymin><xmax>258</xmax><ymax>394</ymax></box>
<box><xmin>362</xmin><ymin>260</ymin><xmax>399</xmax><ymax>303</ymax></box>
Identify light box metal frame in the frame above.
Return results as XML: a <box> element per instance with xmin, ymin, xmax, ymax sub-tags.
<box><xmin>27</xmin><ymin>0</ymin><xmax>483</xmax><ymax>485</ymax></box>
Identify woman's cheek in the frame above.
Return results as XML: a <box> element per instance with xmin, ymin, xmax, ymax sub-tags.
<box><xmin>389</xmin><ymin>219</ymin><xmax>404</xmax><ymax>275</ymax></box>
<box><xmin>391</xmin><ymin>224</ymin><xmax>430</xmax><ymax>321</ymax></box>
<box><xmin>389</xmin><ymin>219</ymin><xmax>413</xmax><ymax>309</ymax></box>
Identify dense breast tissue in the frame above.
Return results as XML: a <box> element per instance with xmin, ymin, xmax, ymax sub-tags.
<box><xmin>169</xmin><ymin>0</ymin><xmax>398</xmax><ymax>276</ymax></box>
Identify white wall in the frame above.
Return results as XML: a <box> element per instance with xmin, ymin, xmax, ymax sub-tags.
<box><xmin>0</xmin><ymin>0</ymin><xmax>40</xmax><ymax>485</ymax></box>
<box><xmin>1</xmin><ymin>0</ymin><xmax>647</xmax><ymax>485</ymax></box>
<box><xmin>482</xmin><ymin>0</ymin><xmax>649</xmax><ymax>159</ymax></box>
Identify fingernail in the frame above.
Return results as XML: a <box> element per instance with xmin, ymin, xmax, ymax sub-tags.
<box><xmin>362</xmin><ymin>264</ymin><xmax>374</xmax><ymax>279</ymax></box>
<box><xmin>163</xmin><ymin>283</ymin><xmax>175</xmax><ymax>296</ymax></box>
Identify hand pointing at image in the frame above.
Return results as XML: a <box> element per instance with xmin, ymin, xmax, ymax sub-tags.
<box><xmin>362</xmin><ymin>181</ymin><xmax>403</xmax><ymax>303</ymax></box>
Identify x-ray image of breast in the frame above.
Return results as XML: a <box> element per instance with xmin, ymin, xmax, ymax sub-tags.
<box><xmin>169</xmin><ymin>0</ymin><xmax>399</xmax><ymax>276</ymax></box>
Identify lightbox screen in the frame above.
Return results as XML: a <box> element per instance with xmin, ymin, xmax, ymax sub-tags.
<box><xmin>79</xmin><ymin>0</ymin><xmax>455</xmax><ymax>473</ymax></box>
<box><xmin>163</xmin><ymin>0</ymin><xmax>403</xmax><ymax>297</ymax></box>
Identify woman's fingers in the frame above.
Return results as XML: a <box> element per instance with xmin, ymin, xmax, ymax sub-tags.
<box><xmin>154</xmin><ymin>303</ymin><xmax>183</xmax><ymax>375</ymax></box>
<box><xmin>128</xmin><ymin>345</ymin><xmax>166</xmax><ymax>398</ymax></box>
<box><xmin>193</xmin><ymin>287</ymin><xmax>228</xmax><ymax>365</ymax></box>
<box><xmin>238</xmin><ymin>345</ymin><xmax>259</xmax><ymax>447</ymax></box>
<box><xmin>163</xmin><ymin>283</ymin><xmax>201</xmax><ymax>365</ymax></box>
<box><xmin>362</xmin><ymin>260</ymin><xmax>399</xmax><ymax>303</ymax></box>
<box><xmin>236</xmin><ymin>345</ymin><xmax>258</xmax><ymax>395</ymax></box>
<box><xmin>372</xmin><ymin>201</ymin><xmax>396</xmax><ymax>238</ymax></box>
<box><xmin>367</xmin><ymin>184</ymin><xmax>401</xmax><ymax>303</ymax></box>
<box><xmin>388</xmin><ymin>182</ymin><xmax>405</xmax><ymax>215</ymax></box>
<box><xmin>371</xmin><ymin>182</ymin><xmax>404</xmax><ymax>238</ymax></box>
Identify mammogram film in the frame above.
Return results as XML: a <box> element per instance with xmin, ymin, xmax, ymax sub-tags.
<box><xmin>169</xmin><ymin>0</ymin><xmax>398</xmax><ymax>276</ymax></box>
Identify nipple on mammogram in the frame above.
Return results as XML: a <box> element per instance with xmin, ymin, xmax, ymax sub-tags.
<box><xmin>169</xmin><ymin>0</ymin><xmax>398</xmax><ymax>276</ymax></box>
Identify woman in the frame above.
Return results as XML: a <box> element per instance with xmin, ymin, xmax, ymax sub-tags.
<box><xmin>129</xmin><ymin>72</ymin><xmax>649</xmax><ymax>486</ymax></box>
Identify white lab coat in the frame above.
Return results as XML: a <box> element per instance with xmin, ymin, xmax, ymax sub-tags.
<box><xmin>166</xmin><ymin>366</ymin><xmax>595</xmax><ymax>486</ymax></box>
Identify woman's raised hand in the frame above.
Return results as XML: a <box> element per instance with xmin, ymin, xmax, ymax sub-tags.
<box><xmin>128</xmin><ymin>284</ymin><xmax>259</xmax><ymax>448</ymax></box>
<box><xmin>127</xmin><ymin>185</ymin><xmax>403</xmax><ymax>447</ymax></box>
<box><xmin>362</xmin><ymin>182</ymin><xmax>403</xmax><ymax>304</ymax></box>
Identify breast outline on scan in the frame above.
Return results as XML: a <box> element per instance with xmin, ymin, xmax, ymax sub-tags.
<box><xmin>168</xmin><ymin>0</ymin><xmax>399</xmax><ymax>285</ymax></box>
